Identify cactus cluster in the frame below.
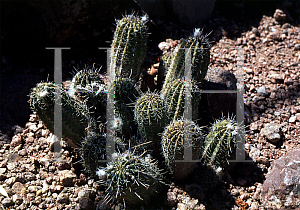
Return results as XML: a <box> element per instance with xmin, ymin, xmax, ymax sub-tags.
<box><xmin>28</xmin><ymin>13</ymin><xmax>245</xmax><ymax>208</ymax></box>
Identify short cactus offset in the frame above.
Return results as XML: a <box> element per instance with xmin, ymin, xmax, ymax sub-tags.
<box><xmin>111</xmin><ymin>14</ymin><xmax>148</xmax><ymax>82</ymax></box>
<box><xmin>163</xmin><ymin>28</ymin><xmax>211</xmax><ymax>89</ymax></box>
<box><xmin>200</xmin><ymin>115</ymin><xmax>242</xmax><ymax>168</ymax></box>
<box><xmin>80</xmin><ymin>128</ymin><xmax>107</xmax><ymax>175</ymax></box>
<box><xmin>161</xmin><ymin>78</ymin><xmax>200</xmax><ymax>122</ymax></box>
<box><xmin>29</xmin><ymin>82</ymin><xmax>92</xmax><ymax>148</ymax></box>
<box><xmin>134</xmin><ymin>91</ymin><xmax>167</xmax><ymax>141</ymax></box>
<box><xmin>161</xmin><ymin>118</ymin><xmax>203</xmax><ymax>179</ymax></box>
<box><xmin>96</xmin><ymin>150</ymin><xmax>165</xmax><ymax>206</ymax></box>
<box><xmin>68</xmin><ymin>66</ymin><xmax>107</xmax><ymax>122</ymax></box>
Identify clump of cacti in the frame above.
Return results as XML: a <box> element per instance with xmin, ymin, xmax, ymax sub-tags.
<box><xmin>28</xmin><ymin>12</ymin><xmax>247</xmax><ymax>209</ymax></box>
<box><xmin>96</xmin><ymin>150</ymin><xmax>165</xmax><ymax>206</ymax></box>
<box><xmin>200</xmin><ymin>115</ymin><xmax>240</xmax><ymax>169</ymax></box>
<box><xmin>110</xmin><ymin>14</ymin><xmax>148</xmax><ymax>82</ymax></box>
<box><xmin>161</xmin><ymin>118</ymin><xmax>203</xmax><ymax>179</ymax></box>
<box><xmin>29</xmin><ymin>82</ymin><xmax>92</xmax><ymax>148</ymax></box>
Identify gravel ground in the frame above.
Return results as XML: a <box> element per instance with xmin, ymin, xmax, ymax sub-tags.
<box><xmin>0</xmin><ymin>7</ymin><xmax>300</xmax><ymax>210</ymax></box>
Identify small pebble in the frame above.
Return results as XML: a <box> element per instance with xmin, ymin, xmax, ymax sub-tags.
<box><xmin>257</xmin><ymin>86</ymin><xmax>268</xmax><ymax>97</ymax></box>
<box><xmin>294</xmin><ymin>44</ymin><xmax>300</xmax><ymax>51</ymax></box>
<box><xmin>2</xmin><ymin>197</ymin><xmax>13</xmax><ymax>207</ymax></box>
<box><xmin>288</xmin><ymin>116</ymin><xmax>297</xmax><ymax>123</ymax></box>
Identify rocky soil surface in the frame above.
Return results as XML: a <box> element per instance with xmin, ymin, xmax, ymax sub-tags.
<box><xmin>0</xmin><ymin>6</ymin><xmax>300</xmax><ymax>210</ymax></box>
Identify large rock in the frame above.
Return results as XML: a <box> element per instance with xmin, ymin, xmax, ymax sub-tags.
<box><xmin>260</xmin><ymin>149</ymin><xmax>300</xmax><ymax>209</ymax></box>
<box><xmin>198</xmin><ymin>68</ymin><xmax>246</xmax><ymax>125</ymax></box>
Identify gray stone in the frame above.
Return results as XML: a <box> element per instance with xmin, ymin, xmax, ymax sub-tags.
<box><xmin>57</xmin><ymin>193</ymin><xmax>70</xmax><ymax>204</ymax></box>
<box><xmin>257</xmin><ymin>86</ymin><xmax>268</xmax><ymax>97</ymax></box>
<box><xmin>289</xmin><ymin>116</ymin><xmax>297</xmax><ymax>123</ymax></box>
<box><xmin>0</xmin><ymin>168</ymin><xmax>7</xmax><ymax>174</ymax></box>
<box><xmin>260</xmin><ymin>122</ymin><xmax>282</xmax><ymax>143</ymax></box>
<box><xmin>177</xmin><ymin>203</ymin><xmax>187</xmax><ymax>210</ymax></box>
<box><xmin>294</xmin><ymin>44</ymin><xmax>300</xmax><ymax>51</ymax></box>
<box><xmin>261</xmin><ymin>149</ymin><xmax>300</xmax><ymax>209</ymax></box>
<box><xmin>2</xmin><ymin>197</ymin><xmax>13</xmax><ymax>207</ymax></box>
<box><xmin>58</xmin><ymin>170</ymin><xmax>76</xmax><ymax>187</ymax></box>
<box><xmin>12</xmin><ymin>194</ymin><xmax>23</xmax><ymax>205</ymax></box>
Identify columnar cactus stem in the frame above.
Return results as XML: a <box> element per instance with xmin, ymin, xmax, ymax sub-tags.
<box><xmin>134</xmin><ymin>92</ymin><xmax>167</xmax><ymax>141</ymax></box>
<box><xmin>163</xmin><ymin>28</ymin><xmax>211</xmax><ymax>89</ymax></box>
<box><xmin>161</xmin><ymin>78</ymin><xmax>200</xmax><ymax>122</ymax></box>
<box><xmin>111</xmin><ymin>14</ymin><xmax>148</xmax><ymax>82</ymax></box>
<box><xmin>201</xmin><ymin>115</ymin><xmax>242</xmax><ymax>168</ymax></box>
<box><xmin>29</xmin><ymin>82</ymin><xmax>93</xmax><ymax>148</ymax></box>
<box><xmin>108</xmin><ymin>78</ymin><xmax>140</xmax><ymax>137</ymax></box>
<box><xmin>161</xmin><ymin>118</ymin><xmax>203</xmax><ymax>179</ymax></box>
<box><xmin>68</xmin><ymin>66</ymin><xmax>107</xmax><ymax>123</ymax></box>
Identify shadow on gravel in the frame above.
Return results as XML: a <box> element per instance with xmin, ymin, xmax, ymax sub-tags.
<box><xmin>169</xmin><ymin>154</ymin><xmax>265</xmax><ymax>210</ymax></box>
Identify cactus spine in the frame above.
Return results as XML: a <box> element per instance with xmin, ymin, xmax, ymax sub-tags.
<box><xmin>111</xmin><ymin>14</ymin><xmax>148</xmax><ymax>82</ymax></box>
<box><xmin>163</xmin><ymin>28</ymin><xmax>211</xmax><ymax>89</ymax></box>
<box><xmin>201</xmin><ymin>115</ymin><xmax>240</xmax><ymax>168</ymax></box>
<box><xmin>29</xmin><ymin>82</ymin><xmax>92</xmax><ymax>148</ymax></box>
<box><xmin>161</xmin><ymin>118</ymin><xmax>203</xmax><ymax>179</ymax></box>
<box><xmin>96</xmin><ymin>150</ymin><xmax>165</xmax><ymax>206</ymax></box>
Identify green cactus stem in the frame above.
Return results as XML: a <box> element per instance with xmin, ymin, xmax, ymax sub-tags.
<box><xmin>68</xmin><ymin>66</ymin><xmax>107</xmax><ymax>123</ymax></box>
<box><xmin>163</xmin><ymin>28</ymin><xmax>211</xmax><ymax>88</ymax></box>
<box><xmin>29</xmin><ymin>82</ymin><xmax>92</xmax><ymax>148</ymax></box>
<box><xmin>80</xmin><ymin>128</ymin><xmax>107</xmax><ymax>175</ymax></box>
<box><xmin>200</xmin><ymin>115</ymin><xmax>242</xmax><ymax>168</ymax></box>
<box><xmin>111</xmin><ymin>14</ymin><xmax>148</xmax><ymax>82</ymax></box>
<box><xmin>108</xmin><ymin>78</ymin><xmax>140</xmax><ymax>138</ymax></box>
<box><xmin>161</xmin><ymin>78</ymin><xmax>200</xmax><ymax>122</ymax></box>
<box><xmin>157</xmin><ymin>53</ymin><xmax>173</xmax><ymax>90</ymax></box>
<box><xmin>134</xmin><ymin>91</ymin><xmax>168</xmax><ymax>160</ymax></box>
<box><xmin>161</xmin><ymin>118</ymin><xmax>203</xmax><ymax>180</ymax></box>
<box><xmin>96</xmin><ymin>150</ymin><xmax>165</xmax><ymax>206</ymax></box>
<box><xmin>134</xmin><ymin>91</ymin><xmax>167</xmax><ymax>141</ymax></box>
